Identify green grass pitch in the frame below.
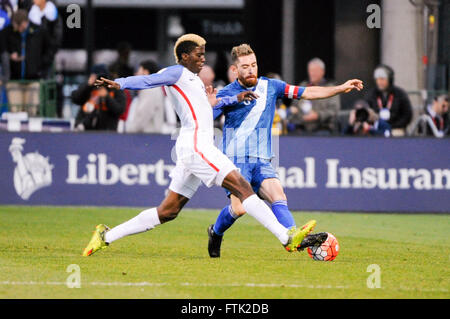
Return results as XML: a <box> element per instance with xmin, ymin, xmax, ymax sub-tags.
<box><xmin>0</xmin><ymin>205</ymin><xmax>448</xmax><ymax>299</ymax></box>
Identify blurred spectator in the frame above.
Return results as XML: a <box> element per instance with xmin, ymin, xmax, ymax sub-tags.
<box><xmin>123</xmin><ymin>60</ymin><xmax>166</xmax><ymax>133</ymax></box>
<box><xmin>344</xmin><ymin>99</ymin><xmax>391</xmax><ymax>137</ymax></box>
<box><xmin>198</xmin><ymin>64</ymin><xmax>215</xmax><ymax>87</ymax></box>
<box><xmin>227</xmin><ymin>64</ymin><xmax>237</xmax><ymax>84</ymax></box>
<box><xmin>287</xmin><ymin>58</ymin><xmax>340</xmax><ymax>135</ymax></box>
<box><xmin>72</xmin><ymin>64</ymin><xmax>126</xmax><ymax>131</ymax></box>
<box><xmin>108</xmin><ymin>43</ymin><xmax>134</xmax><ymax>126</ymax></box>
<box><xmin>0</xmin><ymin>0</ymin><xmax>13</xmax><ymax>115</ymax></box>
<box><xmin>365</xmin><ymin>65</ymin><xmax>412</xmax><ymax>137</ymax></box>
<box><xmin>419</xmin><ymin>94</ymin><xmax>449</xmax><ymax>137</ymax></box>
<box><xmin>109</xmin><ymin>42</ymin><xmax>133</xmax><ymax>79</ymax></box>
<box><xmin>17</xmin><ymin>0</ymin><xmax>32</xmax><ymax>11</ymax></box>
<box><xmin>4</xmin><ymin>9</ymin><xmax>52</xmax><ymax>115</ymax></box>
<box><xmin>28</xmin><ymin>0</ymin><xmax>62</xmax><ymax>72</ymax></box>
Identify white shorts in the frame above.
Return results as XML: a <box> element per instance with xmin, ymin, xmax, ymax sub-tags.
<box><xmin>169</xmin><ymin>143</ymin><xmax>237</xmax><ymax>199</ymax></box>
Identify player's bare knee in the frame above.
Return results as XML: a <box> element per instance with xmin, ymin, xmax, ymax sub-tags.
<box><xmin>271</xmin><ymin>193</ymin><xmax>287</xmax><ymax>203</ymax></box>
<box><xmin>231</xmin><ymin>197</ymin><xmax>247</xmax><ymax>216</ymax></box>
<box><xmin>234</xmin><ymin>208</ymin><xmax>246</xmax><ymax>216</ymax></box>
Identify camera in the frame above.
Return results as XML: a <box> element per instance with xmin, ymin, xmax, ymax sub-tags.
<box><xmin>355</xmin><ymin>107</ymin><xmax>369</xmax><ymax>123</ymax></box>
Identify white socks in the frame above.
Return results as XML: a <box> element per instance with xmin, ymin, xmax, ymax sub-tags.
<box><xmin>104</xmin><ymin>208</ymin><xmax>161</xmax><ymax>244</ymax></box>
<box><xmin>104</xmin><ymin>197</ymin><xmax>289</xmax><ymax>246</ymax></box>
<box><xmin>242</xmin><ymin>194</ymin><xmax>289</xmax><ymax>245</ymax></box>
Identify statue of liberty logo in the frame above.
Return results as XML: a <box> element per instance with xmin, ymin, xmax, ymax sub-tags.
<box><xmin>8</xmin><ymin>137</ymin><xmax>53</xmax><ymax>200</ymax></box>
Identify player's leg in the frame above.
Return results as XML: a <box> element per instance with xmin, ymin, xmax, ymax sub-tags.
<box><xmin>221</xmin><ymin>169</ymin><xmax>315</xmax><ymax>251</ymax></box>
<box><xmin>212</xmin><ymin>195</ymin><xmax>245</xmax><ymax>236</ymax></box>
<box><xmin>82</xmin><ymin>191</ymin><xmax>189</xmax><ymax>256</ymax></box>
<box><xmin>209</xmin><ymin>164</ymin><xmax>289</xmax><ymax>257</ymax></box>
<box><xmin>208</xmin><ymin>195</ymin><xmax>245</xmax><ymax>257</ymax></box>
<box><xmin>258</xmin><ymin>178</ymin><xmax>296</xmax><ymax>229</ymax></box>
<box><xmin>259</xmin><ymin>178</ymin><xmax>328</xmax><ymax>251</ymax></box>
<box><xmin>82</xmin><ymin>162</ymin><xmax>200</xmax><ymax>256</ymax></box>
<box><xmin>211</xmin><ymin>163</ymin><xmax>251</xmax><ymax>238</ymax></box>
<box><xmin>192</xmin><ymin>144</ymin><xmax>315</xmax><ymax>251</ymax></box>
<box><xmin>104</xmin><ymin>191</ymin><xmax>189</xmax><ymax>244</ymax></box>
<box><xmin>221</xmin><ymin>170</ymin><xmax>288</xmax><ymax>243</ymax></box>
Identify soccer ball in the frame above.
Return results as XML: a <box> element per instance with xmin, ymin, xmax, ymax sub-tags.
<box><xmin>307</xmin><ymin>233</ymin><xmax>339</xmax><ymax>261</ymax></box>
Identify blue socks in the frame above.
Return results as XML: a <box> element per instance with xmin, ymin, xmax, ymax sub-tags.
<box><xmin>271</xmin><ymin>200</ymin><xmax>296</xmax><ymax>229</ymax></box>
<box><xmin>213</xmin><ymin>200</ymin><xmax>296</xmax><ymax>236</ymax></box>
<box><xmin>213</xmin><ymin>205</ymin><xmax>238</xmax><ymax>236</ymax></box>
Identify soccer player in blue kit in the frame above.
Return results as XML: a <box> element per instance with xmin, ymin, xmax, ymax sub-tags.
<box><xmin>207</xmin><ymin>44</ymin><xmax>363</xmax><ymax>257</ymax></box>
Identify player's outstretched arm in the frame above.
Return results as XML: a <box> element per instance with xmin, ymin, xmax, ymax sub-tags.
<box><xmin>301</xmin><ymin>79</ymin><xmax>363</xmax><ymax>100</ymax></box>
<box><xmin>210</xmin><ymin>90</ymin><xmax>259</xmax><ymax>119</ymax></box>
<box><xmin>95</xmin><ymin>65</ymin><xmax>183</xmax><ymax>91</ymax></box>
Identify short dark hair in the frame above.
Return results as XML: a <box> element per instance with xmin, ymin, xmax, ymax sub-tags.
<box><xmin>140</xmin><ymin>60</ymin><xmax>159</xmax><ymax>74</ymax></box>
<box><xmin>12</xmin><ymin>9</ymin><xmax>28</xmax><ymax>25</ymax></box>
<box><xmin>175</xmin><ymin>41</ymin><xmax>199</xmax><ymax>63</ymax></box>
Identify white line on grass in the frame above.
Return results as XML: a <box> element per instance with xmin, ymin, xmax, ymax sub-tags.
<box><xmin>0</xmin><ymin>281</ymin><xmax>348</xmax><ymax>289</ymax></box>
<box><xmin>0</xmin><ymin>281</ymin><xmax>448</xmax><ymax>292</ymax></box>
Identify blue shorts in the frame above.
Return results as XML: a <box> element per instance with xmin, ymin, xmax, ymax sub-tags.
<box><xmin>225</xmin><ymin>158</ymin><xmax>278</xmax><ymax>197</ymax></box>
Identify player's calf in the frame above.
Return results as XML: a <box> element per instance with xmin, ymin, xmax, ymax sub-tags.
<box><xmin>222</xmin><ymin>170</ymin><xmax>291</xmax><ymax>245</ymax></box>
<box><xmin>157</xmin><ymin>191</ymin><xmax>189</xmax><ymax>223</ymax></box>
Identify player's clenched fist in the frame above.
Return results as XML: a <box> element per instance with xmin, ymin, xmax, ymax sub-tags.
<box><xmin>95</xmin><ymin>77</ymin><xmax>121</xmax><ymax>90</ymax></box>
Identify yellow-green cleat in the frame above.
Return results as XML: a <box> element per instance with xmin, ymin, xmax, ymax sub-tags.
<box><xmin>284</xmin><ymin>220</ymin><xmax>316</xmax><ymax>252</ymax></box>
<box><xmin>82</xmin><ymin>224</ymin><xmax>110</xmax><ymax>256</ymax></box>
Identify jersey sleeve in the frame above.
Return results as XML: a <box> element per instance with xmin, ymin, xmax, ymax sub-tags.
<box><xmin>114</xmin><ymin>65</ymin><xmax>183</xmax><ymax>90</ymax></box>
<box><xmin>271</xmin><ymin>78</ymin><xmax>305</xmax><ymax>100</ymax></box>
<box><xmin>212</xmin><ymin>95</ymin><xmax>238</xmax><ymax>119</ymax></box>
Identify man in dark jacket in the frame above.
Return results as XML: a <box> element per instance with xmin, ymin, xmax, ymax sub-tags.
<box><xmin>420</xmin><ymin>94</ymin><xmax>449</xmax><ymax>137</ymax></box>
<box><xmin>5</xmin><ymin>9</ymin><xmax>52</xmax><ymax>80</ymax></box>
<box><xmin>28</xmin><ymin>0</ymin><xmax>63</xmax><ymax>75</ymax></box>
<box><xmin>72</xmin><ymin>64</ymin><xmax>126</xmax><ymax>131</ymax></box>
<box><xmin>364</xmin><ymin>65</ymin><xmax>412</xmax><ymax>136</ymax></box>
<box><xmin>4</xmin><ymin>9</ymin><xmax>52</xmax><ymax>114</ymax></box>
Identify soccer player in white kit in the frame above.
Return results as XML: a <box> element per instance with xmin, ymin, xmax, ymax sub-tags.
<box><xmin>82</xmin><ymin>34</ymin><xmax>317</xmax><ymax>257</ymax></box>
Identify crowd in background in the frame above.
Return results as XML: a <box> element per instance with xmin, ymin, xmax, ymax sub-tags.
<box><xmin>0</xmin><ymin>0</ymin><xmax>62</xmax><ymax>115</ymax></box>
<box><xmin>0</xmin><ymin>0</ymin><xmax>448</xmax><ymax>138</ymax></box>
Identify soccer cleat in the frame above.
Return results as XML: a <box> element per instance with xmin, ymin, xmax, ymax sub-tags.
<box><xmin>82</xmin><ymin>224</ymin><xmax>110</xmax><ymax>257</ymax></box>
<box><xmin>284</xmin><ymin>220</ymin><xmax>316</xmax><ymax>252</ymax></box>
<box><xmin>207</xmin><ymin>224</ymin><xmax>223</xmax><ymax>258</ymax></box>
<box><xmin>298</xmin><ymin>232</ymin><xmax>328</xmax><ymax>251</ymax></box>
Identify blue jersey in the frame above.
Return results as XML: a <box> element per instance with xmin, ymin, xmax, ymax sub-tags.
<box><xmin>214</xmin><ymin>77</ymin><xmax>304</xmax><ymax>162</ymax></box>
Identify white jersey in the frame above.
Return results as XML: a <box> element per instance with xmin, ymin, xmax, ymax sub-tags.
<box><xmin>117</xmin><ymin>65</ymin><xmax>213</xmax><ymax>143</ymax></box>
<box><xmin>115</xmin><ymin>65</ymin><xmax>237</xmax><ymax>195</ymax></box>
<box><xmin>164</xmin><ymin>66</ymin><xmax>215</xmax><ymax>145</ymax></box>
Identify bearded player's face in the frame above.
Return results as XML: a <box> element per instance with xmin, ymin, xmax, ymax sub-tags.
<box><xmin>235</xmin><ymin>54</ymin><xmax>258</xmax><ymax>87</ymax></box>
